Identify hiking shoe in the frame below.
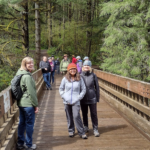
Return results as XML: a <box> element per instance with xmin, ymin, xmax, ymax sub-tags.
<box><xmin>16</xmin><ymin>143</ymin><xmax>26</xmax><ymax>150</ymax></box>
<box><xmin>84</xmin><ymin>126</ymin><xmax>89</xmax><ymax>133</ymax></box>
<box><xmin>94</xmin><ymin>130</ymin><xmax>100</xmax><ymax>137</ymax></box>
<box><xmin>69</xmin><ymin>132</ymin><xmax>74</xmax><ymax>137</ymax></box>
<box><xmin>25</xmin><ymin>144</ymin><xmax>36</xmax><ymax>150</ymax></box>
<box><xmin>81</xmin><ymin>134</ymin><xmax>88</xmax><ymax>139</ymax></box>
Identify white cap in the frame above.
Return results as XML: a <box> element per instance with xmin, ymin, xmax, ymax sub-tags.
<box><xmin>83</xmin><ymin>56</ymin><xmax>89</xmax><ymax>60</ymax></box>
<box><xmin>76</xmin><ymin>56</ymin><xmax>81</xmax><ymax>59</ymax></box>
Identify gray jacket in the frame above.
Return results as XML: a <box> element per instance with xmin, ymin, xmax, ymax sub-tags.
<box><xmin>39</xmin><ymin>61</ymin><xmax>51</xmax><ymax>73</ymax></box>
<box><xmin>80</xmin><ymin>71</ymin><xmax>100</xmax><ymax>104</ymax></box>
<box><xmin>59</xmin><ymin>77</ymin><xmax>86</xmax><ymax>105</ymax></box>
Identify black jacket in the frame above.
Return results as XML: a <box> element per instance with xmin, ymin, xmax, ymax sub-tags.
<box><xmin>55</xmin><ymin>60</ymin><xmax>60</xmax><ymax>66</ymax></box>
<box><xmin>39</xmin><ymin>61</ymin><xmax>51</xmax><ymax>73</ymax></box>
<box><xmin>80</xmin><ymin>71</ymin><xmax>100</xmax><ymax>104</ymax></box>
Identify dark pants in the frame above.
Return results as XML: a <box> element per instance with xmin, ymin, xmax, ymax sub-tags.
<box><xmin>50</xmin><ymin>71</ymin><xmax>55</xmax><ymax>84</ymax></box>
<box><xmin>43</xmin><ymin>72</ymin><xmax>51</xmax><ymax>88</ymax></box>
<box><xmin>56</xmin><ymin>65</ymin><xmax>60</xmax><ymax>74</ymax></box>
<box><xmin>65</xmin><ymin>104</ymin><xmax>85</xmax><ymax>136</ymax></box>
<box><xmin>18</xmin><ymin>107</ymin><xmax>35</xmax><ymax>148</ymax></box>
<box><xmin>81</xmin><ymin>103</ymin><xmax>98</xmax><ymax>130</ymax></box>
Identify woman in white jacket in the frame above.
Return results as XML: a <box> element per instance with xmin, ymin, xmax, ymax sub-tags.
<box><xmin>59</xmin><ymin>63</ymin><xmax>87</xmax><ymax>139</ymax></box>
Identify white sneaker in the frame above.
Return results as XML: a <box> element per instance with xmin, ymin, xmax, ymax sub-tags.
<box><xmin>81</xmin><ymin>134</ymin><xmax>88</xmax><ymax>139</ymax></box>
<box><xmin>25</xmin><ymin>144</ymin><xmax>37</xmax><ymax>150</ymax></box>
<box><xmin>94</xmin><ymin>130</ymin><xmax>100</xmax><ymax>137</ymax></box>
<box><xmin>69</xmin><ymin>132</ymin><xmax>74</xmax><ymax>137</ymax></box>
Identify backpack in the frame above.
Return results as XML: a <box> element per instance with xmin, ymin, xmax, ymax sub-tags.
<box><xmin>11</xmin><ymin>74</ymin><xmax>28</xmax><ymax>101</ymax></box>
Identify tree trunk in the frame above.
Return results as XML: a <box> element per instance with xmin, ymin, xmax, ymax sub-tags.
<box><xmin>62</xmin><ymin>2</ymin><xmax>65</xmax><ymax>50</ymax></box>
<box><xmin>68</xmin><ymin>2</ymin><xmax>72</xmax><ymax>22</ymax></box>
<box><xmin>35</xmin><ymin>1</ymin><xmax>41</xmax><ymax>69</ymax></box>
<box><xmin>86</xmin><ymin>0</ymin><xmax>92</xmax><ymax>57</ymax></box>
<box><xmin>59</xmin><ymin>17</ymin><xmax>61</xmax><ymax>39</ymax></box>
<box><xmin>22</xmin><ymin>1</ymin><xmax>29</xmax><ymax>56</ymax></box>
<box><xmin>48</xmin><ymin>2</ymin><xmax>52</xmax><ymax>49</ymax></box>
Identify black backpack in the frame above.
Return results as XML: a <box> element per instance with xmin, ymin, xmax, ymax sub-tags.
<box><xmin>11</xmin><ymin>74</ymin><xmax>28</xmax><ymax>101</ymax></box>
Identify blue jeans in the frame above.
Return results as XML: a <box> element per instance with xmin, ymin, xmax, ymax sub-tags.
<box><xmin>43</xmin><ymin>72</ymin><xmax>51</xmax><ymax>88</ymax></box>
<box><xmin>18</xmin><ymin>107</ymin><xmax>35</xmax><ymax>148</ymax></box>
<box><xmin>50</xmin><ymin>71</ymin><xmax>55</xmax><ymax>84</ymax></box>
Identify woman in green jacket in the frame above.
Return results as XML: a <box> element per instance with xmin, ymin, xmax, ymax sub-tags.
<box><xmin>16</xmin><ymin>57</ymin><xmax>38</xmax><ymax>150</ymax></box>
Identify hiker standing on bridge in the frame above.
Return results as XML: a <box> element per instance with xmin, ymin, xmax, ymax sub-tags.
<box><xmin>39</xmin><ymin>56</ymin><xmax>52</xmax><ymax>90</ymax></box>
<box><xmin>55</xmin><ymin>58</ymin><xmax>60</xmax><ymax>74</ymax></box>
<box><xmin>76</xmin><ymin>56</ymin><xmax>82</xmax><ymax>74</ymax></box>
<box><xmin>60</xmin><ymin>54</ymin><xmax>70</xmax><ymax>75</ymax></box>
<box><xmin>80</xmin><ymin>60</ymin><xmax>100</xmax><ymax>137</ymax></box>
<box><xmin>59</xmin><ymin>63</ymin><xmax>88</xmax><ymax>139</ymax></box>
<box><xmin>16</xmin><ymin>57</ymin><xmax>38</xmax><ymax>150</ymax></box>
<box><xmin>49</xmin><ymin>56</ymin><xmax>56</xmax><ymax>84</ymax></box>
<box><xmin>83</xmin><ymin>56</ymin><xmax>92</xmax><ymax>66</ymax></box>
<box><xmin>72</xmin><ymin>55</ymin><xmax>77</xmax><ymax>64</ymax></box>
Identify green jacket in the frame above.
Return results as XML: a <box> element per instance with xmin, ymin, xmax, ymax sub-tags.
<box><xmin>60</xmin><ymin>59</ymin><xmax>70</xmax><ymax>72</ymax></box>
<box><xmin>16</xmin><ymin>69</ymin><xmax>38</xmax><ymax>107</ymax></box>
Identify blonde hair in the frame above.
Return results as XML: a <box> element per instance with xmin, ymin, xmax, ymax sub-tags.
<box><xmin>20</xmin><ymin>57</ymin><xmax>34</xmax><ymax>71</ymax></box>
<box><xmin>82</xmin><ymin>66</ymin><xmax>92</xmax><ymax>73</ymax></box>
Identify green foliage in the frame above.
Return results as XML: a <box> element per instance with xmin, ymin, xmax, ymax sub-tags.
<box><xmin>0</xmin><ymin>66</ymin><xmax>17</xmax><ymax>92</ymax></box>
<box><xmin>100</xmin><ymin>0</ymin><xmax>150</xmax><ymax>81</ymax></box>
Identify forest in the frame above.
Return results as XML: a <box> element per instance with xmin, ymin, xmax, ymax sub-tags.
<box><xmin>0</xmin><ymin>0</ymin><xmax>150</xmax><ymax>91</ymax></box>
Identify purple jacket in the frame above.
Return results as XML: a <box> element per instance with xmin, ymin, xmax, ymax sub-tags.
<box><xmin>77</xmin><ymin>63</ymin><xmax>82</xmax><ymax>73</ymax></box>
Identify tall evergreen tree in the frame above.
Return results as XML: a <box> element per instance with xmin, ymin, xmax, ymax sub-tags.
<box><xmin>100</xmin><ymin>0</ymin><xmax>150</xmax><ymax>81</ymax></box>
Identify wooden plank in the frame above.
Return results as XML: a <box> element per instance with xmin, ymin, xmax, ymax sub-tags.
<box><xmin>1</xmin><ymin>124</ymin><xmax>18</xmax><ymax>150</ymax></box>
<box><xmin>37</xmin><ymin>80</ymin><xmax>45</xmax><ymax>100</ymax></box>
<box><xmin>94</xmin><ymin>69</ymin><xmax>150</xmax><ymax>99</ymax></box>
<box><xmin>0</xmin><ymin>95</ymin><xmax>4</xmax><ymax>119</ymax></box>
<box><xmin>99</xmin><ymin>81</ymin><xmax>150</xmax><ymax>117</ymax></box>
<box><xmin>0</xmin><ymin>109</ymin><xmax>19</xmax><ymax>146</ymax></box>
<box><xmin>101</xmin><ymin>89</ymin><xmax>150</xmax><ymax>138</ymax></box>
<box><xmin>36</xmin><ymin>76</ymin><xmax>44</xmax><ymax>89</ymax></box>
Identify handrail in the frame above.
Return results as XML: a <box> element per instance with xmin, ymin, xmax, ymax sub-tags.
<box><xmin>93</xmin><ymin>69</ymin><xmax>150</xmax><ymax>139</ymax></box>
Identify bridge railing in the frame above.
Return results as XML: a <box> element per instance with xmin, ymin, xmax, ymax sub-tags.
<box><xmin>93</xmin><ymin>69</ymin><xmax>150</xmax><ymax>139</ymax></box>
<box><xmin>0</xmin><ymin>69</ymin><xmax>44</xmax><ymax>150</ymax></box>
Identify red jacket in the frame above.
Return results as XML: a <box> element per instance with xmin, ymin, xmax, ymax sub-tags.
<box><xmin>72</xmin><ymin>57</ymin><xmax>77</xmax><ymax>64</ymax></box>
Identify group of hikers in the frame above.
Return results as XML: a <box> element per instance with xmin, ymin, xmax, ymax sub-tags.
<box><xmin>14</xmin><ymin>54</ymin><xmax>99</xmax><ymax>150</ymax></box>
<box><xmin>39</xmin><ymin>54</ymin><xmax>92</xmax><ymax>90</ymax></box>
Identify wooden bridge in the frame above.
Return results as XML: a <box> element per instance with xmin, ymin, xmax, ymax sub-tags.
<box><xmin>0</xmin><ymin>69</ymin><xmax>150</xmax><ymax>150</ymax></box>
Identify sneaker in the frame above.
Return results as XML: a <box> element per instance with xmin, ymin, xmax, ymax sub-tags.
<box><xmin>69</xmin><ymin>132</ymin><xmax>74</xmax><ymax>137</ymax></box>
<box><xmin>25</xmin><ymin>144</ymin><xmax>36</xmax><ymax>150</ymax></box>
<box><xmin>84</xmin><ymin>126</ymin><xmax>89</xmax><ymax>133</ymax></box>
<box><xmin>81</xmin><ymin>134</ymin><xmax>88</xmax><ymax>139</ymax></box>
<box><xmin>94</xmin><ymin>130</ymin><xmax>100</xmax><ymax>137</ymax></box>
<box><xmin>49</xmin><ymin>87</ymin><xmax>52</xmax><ymax>90</ymax></box>
<box><xmin>16</xmin><ymin>143</ymin><xmax>26</xmax><ymax>150</ymax></box>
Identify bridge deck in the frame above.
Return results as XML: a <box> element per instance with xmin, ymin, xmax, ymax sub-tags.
<box><xmin>33</xmin><ymin>75</ymin><xmax>150</xmax><ymax>150</ymax></box>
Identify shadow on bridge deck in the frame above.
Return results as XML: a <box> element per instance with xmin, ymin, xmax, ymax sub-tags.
<box><xmin>33</xmin><ymin>75</ymin><xmax>150</xmax><ymax>150</ymax></box>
